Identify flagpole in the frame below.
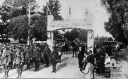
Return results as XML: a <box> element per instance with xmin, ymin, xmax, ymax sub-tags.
<box><xmin>27</xmin><ymin>1</ymin><xmax>31</xmax><ymax>45</ymax></box>
<box><xmin>67</xmin><ymin>0</ymin><xmax>71</xmax><ymax>20</ymax></box>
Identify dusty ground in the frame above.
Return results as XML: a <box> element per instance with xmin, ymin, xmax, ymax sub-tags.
<box><xmin>0</xmin><ymin>54</ymin><xmax>85</xmax><ymax>78</ymax></box>
<box><xmin>0</xmin><ymin>51</ymin><xmax>128</xmax><ymax>79</ymax></box>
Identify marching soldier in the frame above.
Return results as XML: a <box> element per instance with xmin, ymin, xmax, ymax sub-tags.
<box><xmin>33</xmin><ymin>46</ymin><xmax>40</xmax><ymax>71</ymax></box>
<box><xmin>44</xmin><ymin>44</ymin><xmax>51</xmax><ymax>67</ymax></box>
<box><xmin>25</xmin><ymin>45</ymin><xmax>33</xmax><ymax>70</ymax></box>
<box><xmin>1</xmin><ymin>46</ymin><xmax>11</xmax><ymax>78</ymax></box>
<box><xmin>9</xmin><ymin>48</ymin><xmax>14</xmax><ymax>69</ymax></box>
<box><xmin>15</xmin><ymin>47</ymin><xmax>24</xmax><ymax>78</ymax></box>
<box><xmin>23</xmin><ymin>45</ymin><xmax>28</xmax><ymax>68</ymax></box>
<box><xmin>12</xmin><ymin>47</ymin><xmax>17</xmax><ymax>68</ymax></box>
<box><xmin>50</xmin><ymin>46</ymin><xmax>59</xmax><ymax>73</ymax></box>
<box><xmin>0</xmin><ymin>46</ymin><xmax>2</xmax><ymax>66</ymax></box>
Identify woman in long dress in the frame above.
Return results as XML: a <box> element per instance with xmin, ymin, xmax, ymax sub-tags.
<box><xmin>81</xmin><ymin>54</ymin><xmax>94</xmax><ymax>79</ymax></box>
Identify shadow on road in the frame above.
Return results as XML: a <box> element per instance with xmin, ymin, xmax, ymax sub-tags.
<box><xmin>61</xmin><ymin>57</ymin><xmax>68</xmax><ymax>62</ymax></box>
<box><xmin>56</xmin><ymin>62</ymin><xmax>67</xmax><ymax>72</ymax></box>
<box><xmin>37</xmin><ymin>64</ymin><xmax>47</xmax><ymax>72</ymax></box>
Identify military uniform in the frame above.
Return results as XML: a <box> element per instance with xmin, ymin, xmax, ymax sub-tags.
<box><xmin>12</xmin><ymin>48</ymin><xmax>17</xmax><ymax>68</ymax></box>
<box><xmin>33</xmin><ymin>47</ymin><xmax>40</xmax><ymax>71</ymax></box>
<box><xmin>50</xmin><ymin>47</ymin><xmax>59</xmax><ymax>73</ymax></box>
<box><xmin>44</xmin><ymin>45</ymin><xmax>51</xmax><ymax>67</ymax></box>
<box><xmin>15</xmin><ymin>48</ymin><xmax>24</xmax><ymax>78</ymax></box>
<box><xmin>1</xmin><ymin>47</ymin><xmax>11</xmax><ymax>78</ymax></box>
<box><xmin>9</xmin><ymin>49</ymin><xmax>14</xmax><ymax>69</ymax></box>
<box><xmin>25</xmin><ymin>46</ymin><xmax>33</xmax><ymax>70</ymax></box>
<box><xmin>0</xmin><ymin>47</ymin><xmax>2</xmax><ymax>65</ymax></box>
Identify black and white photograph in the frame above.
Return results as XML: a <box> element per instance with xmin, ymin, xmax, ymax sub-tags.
<box><xmin>0</xmin><ymin>0</ymin><xmax>128</xmax><ymax>79</ymax></box>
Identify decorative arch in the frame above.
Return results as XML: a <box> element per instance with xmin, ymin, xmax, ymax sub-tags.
<box><xmin>47</xmin><ymin>14</ymin><xmax>94</xmax><ymax>53</ymax></box>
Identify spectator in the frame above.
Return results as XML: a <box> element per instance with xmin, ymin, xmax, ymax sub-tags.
<box><xmin>81</xmin><ymin>53</ymin><xmax>94</xmax><ymax>79</ymax></box>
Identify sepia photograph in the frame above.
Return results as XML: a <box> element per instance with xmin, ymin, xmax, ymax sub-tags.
<box><xmin>0</xmin><ymin>0</ymin><xmax>128</xmax><ymax>79</ymax></box>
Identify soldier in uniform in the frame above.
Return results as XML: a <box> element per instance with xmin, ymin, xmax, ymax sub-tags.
<box><xmin>33</xmin><ymin>46</ymin><xmax>40</xmax><ymax>71</ymax></box>
<box><xmin>44</xmin><ymin>44</ymin><xmax>51</xmax><ymax>67</ymax></box>
<box><xmin>1</xmin><ymin>46</ymin><xmax>11</xmax><ymax>78</ymax></box>
<box><xmin>25</xmin><ymin>45</ymin><xmax>33</xmax><ymax>70</ymax></box>
<box><xmin>50</xmin><ymin>46</ymin><xmax>59</xmax><ymax>73</ymax></box>
<box><xmin>12</xmin><ymin>46</ymin><xmax>17</xmax><ymax>68</ymax></box>
<box><xmin>14</xmin><ymin>47</ymin><xmax>24</xmax><ymax>78</ymax></box>
<box><xmin>23</xmin><ymin>45</ymin><xmax>28</xmax><ymax>67</ymax></box>
<box><xmin>0</xmin><ymin>45</ymin><xmax>3</xmax><ymax>66</ymax></box>
<box><xmin>9</xmin><ymin>48</ymin><xmax>14</xmax><ymax>69</ymax></box>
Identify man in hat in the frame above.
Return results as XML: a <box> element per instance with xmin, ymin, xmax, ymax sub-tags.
<box><xmin>44</xmin><ymin>44</ymin><xmax>51</xmax><ymax>67</ymax></box>
<box><xmin>8</xmin><ymin>47</ymin><xmax>14</xmax><ymax>69</ymax></box>
<box><xmin>14</xmin><ymin>47</ymin><xmax>24</xmax><ymax>78</ymax></box>
<box><xmin>1</xmin><ymin>46</ymin><xmax>11</xmax><ymax>78</ymax></box>
<box><xmin>25</xmin><ymin>45</ymin><xmax>33</xmax><ymax>70</ymax></box>
<box><xmin>72</xmin><ymin>41</ymin><xmax>77</xmax><ymax>57</ymax></box>
<box><xmin>50</xmin><ymin>46</ymin><xmax>59</xmax><ymax>73</ymax></box>
<box><xmin>32</xmin><ymin>46</ymin><xmax>40</xmax><ymax>71</ymax></box>
<box><xmin>0</xmin><ymin>45</ymin><xmax>3</xmax><ymax>66</ymax></box>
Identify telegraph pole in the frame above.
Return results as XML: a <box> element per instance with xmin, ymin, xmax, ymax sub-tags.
<box><xmin>27</xmin><ymin>1</ymin><xmax>31</xmax><ymax>45</ymax></box>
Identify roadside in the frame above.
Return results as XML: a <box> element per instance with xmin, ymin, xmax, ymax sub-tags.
<box><xmin>95</xmin><ymin>48</ymin><xmax>128</xmax><ymax>79</ymax></box>
<box><xmin>0</xmin><ymin>54</ymin><xmax>85</xmax><ymax>78</ymax></box>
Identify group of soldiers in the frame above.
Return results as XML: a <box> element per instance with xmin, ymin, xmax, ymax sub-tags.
<box><xmin>0</xmin><ymin>43</ymin><xmax>26</xmax><ymax>78</ymax></box>
<box><xmin>0</xmin><ymin>41</ymin><xmax>124</xmax><ymax>78</ymax></box>
<box><xmin>0</xmin><ymin>43</ymin><xmax>62</xmax><ymax>78</ymax></box>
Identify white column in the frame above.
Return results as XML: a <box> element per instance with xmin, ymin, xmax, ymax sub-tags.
<box><xmin>87</xmin><ymin>30</ymin><xmax>94</xmax><ymax>53</ymax></box>
<box><xmin>47</xmin><ymin>15</ymin><xmax>54</xmax><ymax>51</ymax></box>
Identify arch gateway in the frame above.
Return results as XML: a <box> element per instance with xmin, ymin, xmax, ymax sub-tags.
<box><xmin>47</xmin><ymin>11</ymin><xmax>94</xmax><ymax>53</ymax></box>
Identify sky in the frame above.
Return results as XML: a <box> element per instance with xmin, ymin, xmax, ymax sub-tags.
<box><xmin>0</xmin><ymin>0</ymin><xmax>112</xmax><ymax>37</ymax></box>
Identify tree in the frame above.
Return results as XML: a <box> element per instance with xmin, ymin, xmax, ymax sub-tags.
<box><xmin>30</xmin><ymin>15</ymin><xmax>47</xmax><ymax>41</ymax></box>
<box><xmin>0</xmin><ymin>6</ymin><xmax>12</xmax><ymax>42</ymax></box>
<box><xmin>42</xmin><ymin>0</ymin><xmax>63</xmax><ymax>20</ymax></box>
<box><xmin>8</xmin><ymin>15</ymin><xmax>28</xmax><ymax>40</ymax></box>
<box><xmin>2</xmin><ymin>0</ymin><xmax>38</xmax><ymax>10</ymax></box>
<box><xmin>64</xmin><ymin>31</ymin><xmax>70</xmax><ymax>40</ymax></box>
<box><xmin>64</xmin><ymin>29</ymin><xmax>79</xmax><ymax>41</ymax></box>
<box><xmin>78</xmin><ymin>29</ymin><xmax>87</xmax><ymax>42</ymax></box>
<box><xmin>9</xmin><ymin>14</ymin><xmax>47</xmax><ymax>41</ymax></box>
<box><xmin>54</xmin><ymin>30</ymin><xmax>63</xmax><ymax>41</ymax></box>
<box><xmin>0</xmin><ymin>6</ymin><xmax>11</xmax><ymax>25</ymax></box>
<box><xmin>101</xmin><ymin>0</ymin><xmax>128</xmax><ymax>44</ymax></box>
<box><xmin>2</xmin><ymin>0</ymin><xmax>39</xmax><ymax>17</ymax></box>
<box><xmin>0</xmin><ymin>0</ymin><xmax>41</xmax><ymax>41</ymax></box>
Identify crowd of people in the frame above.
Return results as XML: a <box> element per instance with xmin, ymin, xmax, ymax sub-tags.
<box><xmin>0</xmin><ymin>43</ymin><xmax>62</xmax><ymax>78</ymax></box>
<box><xmin>77</xmin><ymin>42</ymin><xmax>126</xmax><ymax>79</ymax></box>
<box><xmin>0</xmin><ymin>41</ymin><xmax>126</xmax><ymax>79</ymax></box>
